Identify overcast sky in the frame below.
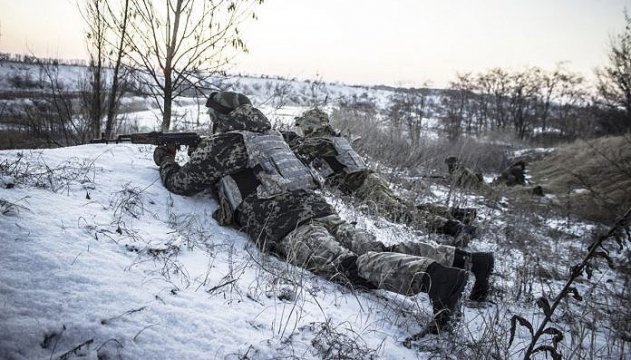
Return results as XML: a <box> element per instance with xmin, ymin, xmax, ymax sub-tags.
<box><xmin>0</xmin><ymin>0</ymin><xmax>629</xmax><ymax>87</ymax></box>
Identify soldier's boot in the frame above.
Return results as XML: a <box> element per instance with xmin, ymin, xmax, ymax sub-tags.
<box><xmin>443</xmin><ymin>220</ymin><xmax>478</xmax><ymax>247</ymax></box>
<box><xmin>423</xmin><ymin>262</ymin><xmax>468</xmax><ymax>332</ymax></box>
<box><xmin>469</xmin><ymin>252</ymin><xmax>494</xmax><ymax>301</ymax></box>
<box><xmin>453</xmin><ymin>249</ymin><xmax>494</xmax><ymax>302</ymax></box>
<box><xmin>450</xmin><ymin>207</ymin><xmax>477</xmax><ymax>225</ymax></box>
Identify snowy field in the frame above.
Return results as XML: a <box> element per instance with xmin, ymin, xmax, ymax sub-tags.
<box><xmin>1</xmin><ymin>141</ymin><xmax>625</xmax><ymax>359</ymax></box>
<box><xmin>0</xmin><ymin>143</ymin><xmax>474</xmax><ymax>360</ymax></box>
<box><xmin>1</xmin><ymin>62</ymin><xmax>628</xmax><ymax>359</ymax></box>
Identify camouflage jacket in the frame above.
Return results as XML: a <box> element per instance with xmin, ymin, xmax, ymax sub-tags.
<box><xmin>282</xmin><ymin>129</ymin><xmax>372</xmax><ymax>194</ymax></box>
<box><xmin>159</xmin><ymin>109</ymin><xmax>334</xmax><ymax>252</ymax></box>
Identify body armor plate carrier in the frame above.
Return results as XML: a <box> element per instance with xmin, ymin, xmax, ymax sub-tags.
<box><xmin>330</xmin><ymin>136</ymin><xmax>367</xmax><ymax>174</ymax></box>
<box><xmin>218</xmin><ymin>130</ymin><xmax>318</xmax><ymax>212</ymax></box>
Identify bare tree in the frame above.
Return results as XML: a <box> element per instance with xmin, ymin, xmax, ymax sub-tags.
<box><xmin>81</xmin><ymin>0</ymin><xmax>108</xmax><ymax>138</ymax></box>
<box><xmin>388</xmin><ymin>88</ymin><xmax>429</xmax><ymax>146</ymax></box>
<box><xmin>443</xmin><ymin>73</ymin><xmax>476</xmax><ymax>140</ymax></box>
<box><xmin>477</xmin><ymin>68</ymin><xmax>511</xmax><ymax>131</ymax></box>
<box><xmin>122</xmin><ymin>0</ymin><xmax>263</xmax><ymax>131</ymax></box>
<box><xmin>595</xmin><ymin>10</ymin><xmax>631</xmax><ymax>130</ymax></box>
<box><xmin>551</xmin><ymin>68</ymin><xmax>588</xmax><ymax>137</ymax></box>
<box><xmin>103</xmin><ymin>0</ymin><xmax>132</xmax><ymax>138</ymax></box>
<box><xmin>507</xmin><ymin>68</ymin><xmax>541</xmax><ymax>139</ymax></box>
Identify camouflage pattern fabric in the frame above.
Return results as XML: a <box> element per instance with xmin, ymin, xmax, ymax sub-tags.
<box><xmin>157</xmin><ymin>102</ymin><xmax>456</xmax><ymax>298</ymax></box>
<box><xmin>159</xmin><ymin>138</ymin><xmax>334</xmax><ymax>253</ymax></box>
<box><xmin>214</xmin><ymin>104</ymin><xmax>272</xmax><ymax>134</ymax></box>
<box><xmin>280</xmin><ymin>214</ymin><xmax>454</xmax><ymax>292</ymax></box>
<box><xmin>492</xmin><ymin>160</ymin><xmax>527</xmax><ymax>187</ymax></box>
<box><xmin>354</xmin><ymin>172</ymin><xmax>452</xmax><ymax>231</ymax></box>
<box><xmin>388</xmin><ymin>241</ymin><xmax>455</xmax><ymax>268</ymax></box>
<box><xmin>445</xmin><ymin>157</ymin><xmax>486</xmax><ymax>189</ymax></box>
<box><xmin>285</xmin><ymin>129</ymin><xmax>454</xmax><ymax>233</ymax></box>
<box><xmin>206</xmin><ymin>91</ymin><xmax>252</xmax><ymax>114</ymax></box>
<box><xmin>294</xmin><ymin>108</ymin><xmax>332</xmax><ymax>134</ymax></box>
<box><xmin>236</xmin><ymin>190</ymin><xmax>334</xmax><ymax>253</ymax></box>
<box><xmin>357</xmin><ymin>252</ymin><xmax>435</xmax><ymax>295</ymax></box>
<box><xmin>159</xmin><ymin>132</ymin><xmax>249</xmax><ymax>196</ymax></box>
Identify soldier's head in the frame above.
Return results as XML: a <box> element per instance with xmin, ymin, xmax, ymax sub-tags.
<box><xmin>294</xmin><ymin>108</ymin><xmax>330</xmax><ymax>136</ymax></box>
<box><xmin>206</xmin><ymin>91</ymin><xmax>269</xmax><ymax>133</ymax></box>
<box><xmin>206</xmin><ymin>91</ymin><xmax>251</xmax><ymax>119</ymax></box>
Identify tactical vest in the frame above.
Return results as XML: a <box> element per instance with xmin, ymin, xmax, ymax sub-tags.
<box><xmin>328</xmin><ymin>136</ymin><xmax>367</xmax><ymax>175</ymax></box>
<box><xmin>217</xmin><ymin>130</ymin><xmax>319</xmax><ymax>212</ymax></box>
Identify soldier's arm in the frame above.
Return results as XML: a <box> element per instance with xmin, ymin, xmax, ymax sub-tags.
<box><xmin>280</xmin><ymin>130</ymin><xmax>302</xmax><ymax>147</ymax></box>
<box><xmin>159</xmin><ymin>133</ymin><xmax>249</xmax><ymax>196</ymax></box>
<box><xmin>294</xmin><ymin>137</ymin><xmax>338</xmax><ymax>161</ymax></box>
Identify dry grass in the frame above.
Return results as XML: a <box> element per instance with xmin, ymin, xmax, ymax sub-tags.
<box><xmin>530</xmin><ymin>135</ymin><xmax>631</xmax><ymax>223</ymax></box>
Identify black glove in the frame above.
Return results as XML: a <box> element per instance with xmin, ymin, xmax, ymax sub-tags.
<box><xmin>187</xmin><ymin>144</ymin><xmax>198</xmax><ymax>157</ymax></box>
<box><xmin>153</xmin><ymin>144</ymin><xmax>178</xmax><ymax>166</ymax></box>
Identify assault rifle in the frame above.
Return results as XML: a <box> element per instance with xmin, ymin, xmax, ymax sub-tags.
<box><xmin>90</xmin><ymin>131</ymin><xmax>202</xmax><ymax>147</ymax></box>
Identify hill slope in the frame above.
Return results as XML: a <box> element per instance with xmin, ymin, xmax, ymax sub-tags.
<box><xmin>531</xmin><ymin>135</ymin><xmax>631</xmax><ymax>223</ymax></box>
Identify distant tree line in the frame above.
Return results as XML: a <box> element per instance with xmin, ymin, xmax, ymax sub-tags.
<box><xmin>440</xmin><ymin>65</ymin><xmax>597</xmax><ymax>141</ymax></box>
<box><xmin>384</xmin><ymin>13</ymin><xmax>631</xmax><ymax>144</ymax></box>
<box><xmin>0</xmin><ymin>53</ymin><xmax>88</xmax><ymax>67</ymax></box>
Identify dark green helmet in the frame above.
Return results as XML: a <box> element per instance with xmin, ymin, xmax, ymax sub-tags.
<box><xmin>294</xmin><ymin>108</ymin><xmax>330</xmax><ymax>133</ymax></box>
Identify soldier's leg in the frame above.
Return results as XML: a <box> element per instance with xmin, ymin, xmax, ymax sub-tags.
<box><xmin>388</xmin><ymin>241</ymin><xmax>456</xmax><ymax>268</ymax></box>
<box><xmin>357</xmin><ymin>251</ymin><xmax>468</xmax><ymax>329</ymax></box>
<box><xmin>315</xmin><ymin>214</ymin><xmax>387</xmax><ymax>255</ymax></box>
<box><xmin>453</xmin><ymin>249</ymin><xmax>494</xmax><ymax>301</ymax></box>
<box><xmin>390</xmin><ymin>241</ymin><xmax>494</xmax><ymax>301</ymax></box>
<box><xmin>279</xmin><ymin>222</ymin><xmax>356</xmax><ymax>282</ymax></box>
<box><xmin>356</xmin><ymin>174</ymin><xmax>478</xmax><ymax>240</ymax></box>
<box><xmin>353</xmin><ymin>173</ymin><xmax>419</xmax><ymax>225</ymax></box>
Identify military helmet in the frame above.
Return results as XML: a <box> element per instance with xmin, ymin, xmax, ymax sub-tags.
<box><xmin>294</xmin><ymin>108</ymin><xmax>330</xmax><ymax>132</ymax></box>
<box><xmin>206</xmin><ymin>91</ymin><xmax>271</xmax><ymax>134</ymax></box>
<box><xmin>206</xmin><ymin>91</ymin><xmax>252</xmax><ymax>115</ymax></box>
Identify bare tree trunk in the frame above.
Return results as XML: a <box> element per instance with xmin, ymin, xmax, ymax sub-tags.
<box><xmin>121</xmin><ymin>0</ymin><xmax>262</xmax><ymax>131</ymax></box>
<box><xmin>161</xmin><ymin>0</ymin><xmax>183</xmax><ymax>131</ymax></box>
<box><xmin>105</xmin><ymin>0</ymin><xmax>131</xmax><ymax>138</ymax></box>
<box><xmin>90</xmin><ymin>0</ymin><xmax>105</xmax><ymax>138</ymax></box>
<box><xmin>163</xmin><ymin>73</ymin><xmax>173</xmax><ymax>131</ymax></box>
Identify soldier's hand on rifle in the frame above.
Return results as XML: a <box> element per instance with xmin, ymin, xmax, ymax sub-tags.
<box><xmin>153</xmin><ymin>144</ymin><xmax>178</xmax><ymax>166</ymax></box>
<box><xmin>187</xmin><ymin>144</ymin><xmax>199</xmax><ymax>157</ymax></box>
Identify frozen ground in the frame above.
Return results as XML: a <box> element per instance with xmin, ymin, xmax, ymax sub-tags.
<box><xmin>1</xmin><ymin>139</ymin><xmax>626</xmax><ymax>359</ymax></box>
<box><xmin>0</xmin><ymin>62</ymin><xmax>628</xmax><ymax>359</ymax></box>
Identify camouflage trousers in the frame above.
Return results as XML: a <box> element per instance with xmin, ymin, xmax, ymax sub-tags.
<box><xmin>279</xmin><ymin>214</ymin><xmax>456</xmax><ymax>295</ymax></box>
<box><xmin>353</xmin><ymin>173</ymin><xmax>451</xmax><ymax>232</ymax></box>
<box><xmin>450</xmin><ymin>167</ymin><xmax>486</xmax><ymax>190</ymax></box>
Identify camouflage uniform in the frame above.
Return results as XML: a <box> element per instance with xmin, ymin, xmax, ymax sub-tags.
<box><xmin>287</xmin><ymin>109</ymin><xmax>474</xmax><ymax>238</ymax></box>
<box><xmin>445</xmin><ymin>156</ymin><xmax>486</xmax><ymax>189</ymax></box>
<box><xmin>155</xmin><ymin>96</ymin><xmax>458</xmax><ymax>293</ymax></box>
<box><xmin>492</xmin><ymin>160</ymin><xmax>527</xmax><ymax>187</ymax></box>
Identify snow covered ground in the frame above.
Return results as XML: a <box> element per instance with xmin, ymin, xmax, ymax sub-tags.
<box><xmin>0</xmin><ymin>144</ymin><xmax>389</xmax><ymax>359</ymax></box>
<box><xmin>0</xmin><ymin>142</ymin><xmax>484</xmax><ymax>360</ymax></box>
<box><xmin>2</xmin><ymin>141</ymin><xmax>626</xmax><ymax>359</ymax></box>
<box><xmin>1</xmin><ymin>61</ymin><xmax>628</xmax><ymax>359</ymax></box>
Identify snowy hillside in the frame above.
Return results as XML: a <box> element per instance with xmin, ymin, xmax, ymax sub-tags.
<box><xmin>1</xmin><ymin>60</ymin><xmax>630</xmax><ymax>360</ymax></box>
<box><xmin>0</xmin><ymin>144</ymin><xmax>467</xmax><ymax>359</ymax></box>
<box><xmin>0</xmin><ymin>60</ymin><xmax>417</xmax><ymax>137</ymax></box>
<box><xmin>1</xmin><ymin>137</ymin><xmax>628</xmax><ymax>359</ymax></box>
